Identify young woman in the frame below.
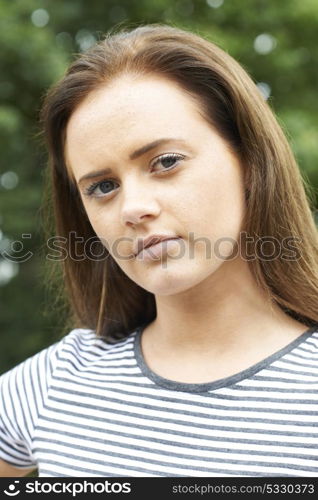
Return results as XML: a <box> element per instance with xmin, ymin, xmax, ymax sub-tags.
<box><xmin>1</xmin><ymin>24</ymin><xmax>318</xmax><ymax>477</ymax></box>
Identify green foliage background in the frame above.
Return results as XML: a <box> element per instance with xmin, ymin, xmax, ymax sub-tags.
<box><xmin>1</xmin><ymin>0</ymin><xmax>317</xmax><ymax>373</ymax></box>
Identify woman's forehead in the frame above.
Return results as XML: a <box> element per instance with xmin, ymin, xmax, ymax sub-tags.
<box><xmin>64</xmin><ymin>76</ymin><xmax>210</xmax><ymax>167</ymax></box>
<box><xmin>66</xmin><ymin>75</ymin><xmax>203</xmax><ymax>136</ymax></box>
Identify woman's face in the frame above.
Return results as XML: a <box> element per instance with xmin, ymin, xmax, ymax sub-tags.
<box><xmin>65</xmin><ymin>75</ymin><xmax>246</xmax><ymax>296</ymax></box>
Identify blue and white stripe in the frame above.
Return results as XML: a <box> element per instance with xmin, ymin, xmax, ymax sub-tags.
<box><xmin>1</xmin><ymin>325</ymin><xmax>318</xmax><ymax>477</ymax></box>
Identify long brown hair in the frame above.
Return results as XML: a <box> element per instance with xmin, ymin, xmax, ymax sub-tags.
<box><xmin>39</xmin><ymin>23</ymin><xmax>318</xmax><ymax>341</ymax></box>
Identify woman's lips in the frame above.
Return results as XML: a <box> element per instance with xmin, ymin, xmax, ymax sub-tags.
<box><xmin>136</xmin><ymin>237</ymin><xmax>182</xmax><ymax>261</ymax></box>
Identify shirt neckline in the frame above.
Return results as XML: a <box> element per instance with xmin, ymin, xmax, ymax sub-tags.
<box><xmin>133</xmin><ymin>322</ymin><xmax>318</xmax><ymax>393</ymax></box>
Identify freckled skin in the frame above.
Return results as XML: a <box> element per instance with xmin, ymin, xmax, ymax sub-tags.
<box><xmin>65</xmin><ymin>75</ymin><xmax>246</xmax><ymax>297</ymax></box>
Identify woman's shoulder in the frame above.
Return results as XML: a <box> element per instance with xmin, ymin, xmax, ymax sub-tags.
<box><xmin>54</xmin><ymin>326</ymin><xmax>138</xmax><ymax>365</ymax></box>
<box><xmin>62</xmin><ymin>326</ymin><xmax>137</xmax><ymax>352</ymax></box>
<box><xmin>0</xmin><ymin>327</ymin><xmax>138</xmax><ymax>381</ymax></box>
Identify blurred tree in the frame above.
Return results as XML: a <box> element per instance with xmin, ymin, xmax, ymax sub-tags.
<box><xmin>1</xmin><ymin>0</ymin><xmax>317</xmax><ymax>373</ymax></box>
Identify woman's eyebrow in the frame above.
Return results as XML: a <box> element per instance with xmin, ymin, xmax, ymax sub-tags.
<box><xmin>129</xmin><ymin>137</ymin><xmax>186</xmax><ymax>160</ymax></box>
<box><xmin>78</xmin><ymin>137</ymin><xmax>188</xmax><ymax>185</ymax></box>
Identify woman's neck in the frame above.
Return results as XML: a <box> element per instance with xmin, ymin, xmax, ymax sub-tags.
<box><xmin>140</xmin><ymin>258</ymin><xmax>308</xmax><ymax>383</ymax></box>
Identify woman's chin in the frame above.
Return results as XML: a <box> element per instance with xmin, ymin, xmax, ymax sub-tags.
<box><xmin>133</xmin><ymin>262</ymin><xmax>219</xmax><ymax>297</ymax></box>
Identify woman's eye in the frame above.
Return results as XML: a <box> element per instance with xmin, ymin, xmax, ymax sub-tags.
<box><xmin>85</xmin><ymin>180</ymin><xmax>119</xmax><ymax>198</ymax></box>
<box><xmin>151</xmin><ymin>153</ymin><xmax>185</xmax><ymax>172</ymax></box>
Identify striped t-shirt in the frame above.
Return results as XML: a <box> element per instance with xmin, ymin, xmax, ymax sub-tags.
<box><xmin>1</xmin><ymin>324</ymin><xmax>318</xmax><ymax>477</ymax></box>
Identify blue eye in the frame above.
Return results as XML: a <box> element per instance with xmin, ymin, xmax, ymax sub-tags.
<box><xmin>151</xmin><ymin>153</ymin><xmax>184</xmax><ymax>172</ymax></box>
<box><xmin>85</xmin><ymin>179</ymin><xmax>119</xmax><ymax>198</ymax></box>
<box><xmin>84</xmin><ymin>153</ymin><xmax>184</xmax><ymax>198</ymax></box>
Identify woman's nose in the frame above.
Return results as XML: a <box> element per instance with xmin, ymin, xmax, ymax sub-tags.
<box><xmin>120</xmin><ymin>188</ymin><xmax>161</xmax><ymax>227</ymax></box>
